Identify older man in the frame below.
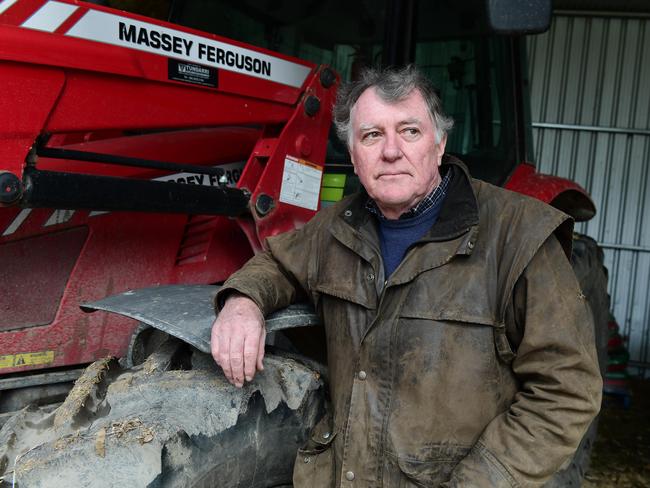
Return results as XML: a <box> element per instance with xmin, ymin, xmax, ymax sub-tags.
<box><xmin>211</xmin><ymin>66</ymin><xmax>602</xmax><ymax>487</ymax></box>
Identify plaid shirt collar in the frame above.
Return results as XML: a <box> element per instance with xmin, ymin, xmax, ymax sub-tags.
<box><xmin>365</xmin><ymin>168</ymin><xmax>451</xmax><ymax>220</ymax></box>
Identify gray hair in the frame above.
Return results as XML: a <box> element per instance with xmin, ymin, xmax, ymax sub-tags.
<box><xmin>333</xmin><ymin>65</ymin><xmax>453</xmax><ymax>147</ymax></box>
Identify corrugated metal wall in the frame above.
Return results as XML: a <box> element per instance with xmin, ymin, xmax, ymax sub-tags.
<box><xmin>527</xmin><ymin>12</ymin><xmax>650</xmax><ymax>376</ymax></box>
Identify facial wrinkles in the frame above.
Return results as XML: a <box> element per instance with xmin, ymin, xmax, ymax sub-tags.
<box><xmin>348</xmin><ymin>94</ymin><xmax>442</xmax><ymax>149</ymax></box>
<box><xmin>349</xmin><ymin>88</ymin><xmax>445</xmax><ymax>219</ymax></box>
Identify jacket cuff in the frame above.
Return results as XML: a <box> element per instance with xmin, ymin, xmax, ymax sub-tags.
<box><xmin>442</xmin><ymin>442</ymin><xmax>519</xmax><ymax>488</ymax></box>
<box><xmin>214</xmin><ymin>284</ymin><xmax>268</xmax><ymax>317</ymax></box>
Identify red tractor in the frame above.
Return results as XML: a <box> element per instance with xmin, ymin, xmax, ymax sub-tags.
<box><xmin>0</xmin><ymin>0</ymin><xmax>608</xmax><ymax>486</ymax></box>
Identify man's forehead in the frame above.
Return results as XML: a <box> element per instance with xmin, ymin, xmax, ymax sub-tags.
<box><xmin>358</xmin><ymin>117</ymin><xmax>423</xmax><ymax>130</ymax></box>
<box><xmin>352</xmin><ymin>88</ymin><xmax>432</xmax><ymax>128</ymax></box>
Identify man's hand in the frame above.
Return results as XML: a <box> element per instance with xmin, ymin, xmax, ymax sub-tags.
<box><xmin>211</xmin><ymin>294</ymin><xmax>266</xmax><ymax>388</ymax></box>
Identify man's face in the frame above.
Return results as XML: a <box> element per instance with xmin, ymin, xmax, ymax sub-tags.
<box><xmin>350</xmin><ymin>88</ymin><xmax>447</xmax><ymax>220</ymax></box>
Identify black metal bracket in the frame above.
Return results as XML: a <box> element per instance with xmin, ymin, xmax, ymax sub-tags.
<box><xmin>22</xmin><ymin>168</ymin><xmax>250</xmax><ymax>216</ymax></box>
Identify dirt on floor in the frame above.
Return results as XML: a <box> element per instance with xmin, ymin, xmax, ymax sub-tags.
<box><xmin>584</xmin><ymin>378</ymin><xmax>650</xmax><ymax>488</ymax></box>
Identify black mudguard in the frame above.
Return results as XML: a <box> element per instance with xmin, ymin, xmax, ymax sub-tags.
<box><xmin>81</xmin><ymin>285</ymin><xmax>320</xmax><ymax>353</ymax></box>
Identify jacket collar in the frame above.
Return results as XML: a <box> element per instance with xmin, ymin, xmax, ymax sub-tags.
<box><xmin>421</xmin><ymin>155</ymin><xmax>479</xmax><ymax>242</ymax></box>
<box><xmin>328</xmin><ymin>155</ymin><xmax>480</xmax><ymax>280</ymax></box>
<box><xmin>336</xmin><ymin>155</ymin><xmax>478</xmax><ymax>237</ymax></box>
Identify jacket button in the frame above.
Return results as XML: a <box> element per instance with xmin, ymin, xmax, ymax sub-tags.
<box><xmin>344</xmin><ymin>210</ymin><xmax>352</xmax><ymax>217</ymax></box>
<box><xmin>366</xmin><ymin>273</ymin><xmax>375</xmax><ymax>282</ymax></box>
<box><xmin>468</xmin><ymin>241</ymin><xmax>474</xmax><ymax>249</ymax></box>
<box><xmin>345</xmin><ymin>471</ymin><xmax>355</xmax><ymax>481</ymax></box>
<box><xmin>303</xmin><ymin>456</ymin><xmax>310</xmax><ymax>463</ymax></box>
<box><xmin>357</xmin><ymin>371</ymin><xmax>367</xmax><ymax>380</ymax></box>
<box><xmin>322</xmin><ymin>431</ymin><xmax>331</xmax><ymax>439</ymax></box>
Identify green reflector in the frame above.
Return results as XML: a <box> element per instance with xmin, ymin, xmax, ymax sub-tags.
<box><xmin>320</xmin><ymin>187</ymin><xmax>344</xmax><ymax>202</ymax></box>
<box><xmin>322</xmin><ymin>173</ymin><xmax>346</xmax><ymax>188</ymax></box>
<box><xmin>604</xmin><ymin>371</ymin><xmax>628</xmax><ymax>379</ymax></box>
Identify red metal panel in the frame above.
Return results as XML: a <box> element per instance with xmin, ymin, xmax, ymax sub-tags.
<box><xmin>170</xmin><ymin>216</ymin><xmax>253</xmax><ymax>283</ymax></box>
<box><xmin>0</xmin><ymin>208</ymin><xmax>254</xmax><ymax>374</ymax></box>
<box><xmin>0</xmin><ymin>0</ymin><xmax>42</xmax><ymax>25</ymax></box>
<box><xmin>0</xmin><ymin>62</ymin><xmax>64</xmax><ymax>178</ymax></box>
<box><xmin>504</xmin><ymin>163</ymin><xmax>596</xmax><ymax>220</ymax></box>
<box><xmin>0</xmin><ymin>227</ymin><xmax>88</xmax><ymax>330</ymax></box>
<box><xmin>44</xmin><ymin>71</ymin><xmax>296</xmax><ymax>132</ymax></box>
<box><xmin>504</xmin><ymin>162</ymin><xmax>587</xmax><ymax>203</ymax></box>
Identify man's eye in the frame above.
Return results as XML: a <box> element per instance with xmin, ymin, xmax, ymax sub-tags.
<box><xmin>362</xmin><ymin>131</ymin><xmax>381</xmax><ymax>141</ymax></box>
<box><xmin>402</xmin><ymin>128</ymin><xmax>420</xmax><ymax>137</ymax></box>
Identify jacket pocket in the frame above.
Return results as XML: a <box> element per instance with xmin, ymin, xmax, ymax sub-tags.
<box><xmin>396</xmin><ymin>446</ymin><xmax>470</xmax><ymax>488</ymax></box>
<box><xmin>312</xmin><ymin>281</ymin><xmax>376</xmax><ymax>310</ymax></box>
<box><xmin>293</xmin><ymin>416</ymin><xmax>337</xmax><ymax>488</ymax></box>
<box><xmin>399</xmin><ymin>307</ymin><xmax>516</xmax><ymax>364</ymax></box>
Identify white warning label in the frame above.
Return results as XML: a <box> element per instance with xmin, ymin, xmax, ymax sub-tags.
<box><xmin>279</xmin><ymin>156</ymin><xmax>323</xmax><ymax>211</ymax></box>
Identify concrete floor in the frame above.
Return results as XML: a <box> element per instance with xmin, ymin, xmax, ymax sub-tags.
<box><xmin>584</xmin><ymin>378</ymin><xmax>650</xmax><ymax>488</ymax></box>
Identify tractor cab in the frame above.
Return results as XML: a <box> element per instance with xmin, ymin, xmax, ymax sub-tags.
<box><xmin>168</xmin><ymin>0</ymin><xmax>547</xmax><ymax>186</ymax></box>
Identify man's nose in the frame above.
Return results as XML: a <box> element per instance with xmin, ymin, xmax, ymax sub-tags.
<box><xmin>381</xmin><ymin>133</ymin><xmax>403</xmax><ymax>162</ymax></box>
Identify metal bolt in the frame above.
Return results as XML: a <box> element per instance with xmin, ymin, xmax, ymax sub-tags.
<box><xmin>320</xmin><ymin>67</ymin><xmax>336</xmax><ymax>88</ymax></box>
<box><xmin>304</xmin><ymin>95</ymin><xmax>321</xmax><ymax>117</ymax></box>
<box><xmin>255</xmin><ymin>194</ymin><xmax>275</xmax><ymax>217</ymax></box>
<box><xmin>0</xmin><ymin>172</ymin><xmax>21</xmax><ymax>204</ymax></box>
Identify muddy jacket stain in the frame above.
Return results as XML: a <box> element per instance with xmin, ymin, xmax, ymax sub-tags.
<box><xmin>217</xmin><ymin>157</ymin><xmax>602</xmax><ymax>487</ymax></box>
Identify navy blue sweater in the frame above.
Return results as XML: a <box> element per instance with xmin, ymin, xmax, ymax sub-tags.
<box><xmin>378</xmin><ymin>198</ymin><xmax>444</xmax><ymax>277</ymax></box>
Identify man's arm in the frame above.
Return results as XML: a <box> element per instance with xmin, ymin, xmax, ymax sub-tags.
<box><xmin>444</xmin><ymin>235</ymin><xmax>603</xmax><ymax>487</ymax></box>
<box><xmin>211</xmin><ymin>221</ymin><xmax>320</xmax><ymax>387</ymax></box>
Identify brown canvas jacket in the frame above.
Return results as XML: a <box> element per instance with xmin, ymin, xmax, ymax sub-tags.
<box><xmin>216</xmin><ymin>157</ymin><xmax>602</xmax><ymax>487</ymax></box>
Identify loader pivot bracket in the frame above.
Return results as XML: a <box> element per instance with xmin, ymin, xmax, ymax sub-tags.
<box><xmin>81</xmin><ymin>285</ymin><xmax>320</xmax><ymax>354</ymax></box>
<box><xmin>0</xmin><ymin>172</ymin><xmax>21</xmax><ymax>204</ymax></box>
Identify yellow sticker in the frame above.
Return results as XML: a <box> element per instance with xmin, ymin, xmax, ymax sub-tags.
<box><xmin>0</xmin><ymin>351</ymin><xmax>54</xmax><ymax>369</ymax></box>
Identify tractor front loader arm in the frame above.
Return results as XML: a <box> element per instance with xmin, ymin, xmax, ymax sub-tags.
<box><xmin>0</xmin><ymin>0</ymin><xmax>338</xmax><ymax>247</ymax></box>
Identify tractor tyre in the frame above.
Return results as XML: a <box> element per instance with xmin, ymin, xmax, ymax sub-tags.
<box><xmin>0</xmin><ymin>336</ymin><xmax>326</xmax><ymax>488</ymax></box>
<box><xmin>543</xmin><ymin>233</ymin><xmax>609</xmax><ymax>487</ymax></box>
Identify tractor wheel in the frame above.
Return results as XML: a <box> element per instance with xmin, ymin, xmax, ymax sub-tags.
<box><xmin>543</xmin><ymin>233</ymin><xmax>609</xmax><ymax>487</ymax></box>
<box><xmin>0</xmin><ymin>336</ymin><xmax>326</xmax><ymax>488</ymax></box>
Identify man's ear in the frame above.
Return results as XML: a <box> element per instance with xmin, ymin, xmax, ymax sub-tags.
<box><xmin>438</xmin><ymin>133</ymin><xmax>448</xmax><ymax>154</ymax></box>
<box><xmin>437</xmin><ymin>133</ymin><xmax>448</xmax><ymax>166</ymax></box>
<box><xmin>349</xmin><ymin>147</ymin><xmax>358</xmax><ymax>175</ymax></box>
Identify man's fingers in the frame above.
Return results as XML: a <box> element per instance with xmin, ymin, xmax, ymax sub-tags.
<box><xmin>257</xmin><ymin>328</ymin><xmax>266</xmax><ymax>372</ymax></box>
<box><xmin>210</xmin><ymin>329</ymin><xmax>219</xmax><ymax>365</ymax></box>
<box><xmin>243</xmin><ymin>335</ymin><xmax>258</xmax><ymax>382</ymax></box>
<box><xmin>229</xmin><ymin>334</ymin><xmax>245</xmax><ymax>387</ymax></box>
<box><xmin>211</xmin><ymin>323</ymin><xmax>233</xmax><ymax>383</ymax></box>
<box><xmin>220</xmin><ymin>335</ymin><xmax>235</xmax><ymax>385</ymax></box>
